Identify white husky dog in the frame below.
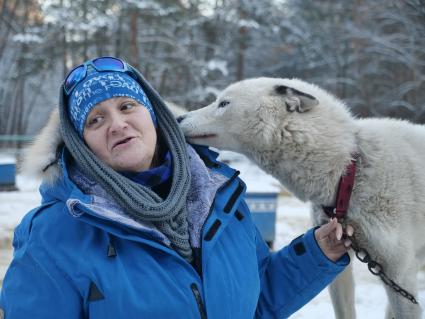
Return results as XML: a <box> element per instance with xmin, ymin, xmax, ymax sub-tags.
<box><xmin>178</xmin><ymin>77</ymin><xmax>425</xmax><ymax>319</ymax></box>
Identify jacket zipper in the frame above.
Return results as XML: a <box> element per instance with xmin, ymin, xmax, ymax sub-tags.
<box><xmin>191</xmin><ymin>283</ymin><xmax>207</xmax><ymax>319</ymax></box>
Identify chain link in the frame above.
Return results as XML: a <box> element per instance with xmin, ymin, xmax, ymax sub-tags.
<box><xmin>350</xmin><ymin>239</ymin><xmax>419</xmax><ymax>305</ymax></box>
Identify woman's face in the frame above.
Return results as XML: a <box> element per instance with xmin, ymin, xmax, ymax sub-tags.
<box><xmin>83</xmin><ymin>97</ymin><xmax>157</xmax><ymax>172</ymax></box>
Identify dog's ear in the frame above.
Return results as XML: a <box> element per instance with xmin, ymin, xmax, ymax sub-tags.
<box><xmin>274</xmin><ymin>85</ymin><xmax>319</xmax><ymax>113</ymax></box>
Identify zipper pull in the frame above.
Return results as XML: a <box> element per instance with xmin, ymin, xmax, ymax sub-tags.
<box><xmin>107</xmin><ymin>234</ymin><xmax>117</xmax><ymax>257</ymax></box>
<box><xmin>191</xmin><ymin>283</ymin><xmax>207</xmax><ymax>319</ymax></box>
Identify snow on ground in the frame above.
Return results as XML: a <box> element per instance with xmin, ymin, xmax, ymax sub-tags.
<box><xmin>0</xmin><ymin>155</ymin><xmax>424</xmax><ymax>317</ymax></box>
<box><xmin>218</xmin><ymin>151</ymin><xmax>282</xmax><ymax>193</ymax></box>
<box><xmin>0</xmin><ymin>175</ymin><xmax>41</xmax><ymax>286</ymax></box>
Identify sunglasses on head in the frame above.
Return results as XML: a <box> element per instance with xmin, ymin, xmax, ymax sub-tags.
<box><xmin>63</xmin><ymin>56</ymin><xmax>136</xmax><ymax>95</ymax></box>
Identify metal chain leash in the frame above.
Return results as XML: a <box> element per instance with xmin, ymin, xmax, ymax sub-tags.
<box><xmin>349</xmin><ymin>238</ymin><xmax>419</xmax><ymax>305</ymax></box>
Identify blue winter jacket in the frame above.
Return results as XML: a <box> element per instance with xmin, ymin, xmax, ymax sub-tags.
<box><xmin>0</xmin><ymin>145</ymin><xmax>349</xmax><ymax>319</ymax></box>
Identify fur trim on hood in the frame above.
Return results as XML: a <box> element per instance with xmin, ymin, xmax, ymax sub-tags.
<box><xmin>20</xmin><ymin>108</ymin><xmax>62</xmax><ymax>184</ymax></box>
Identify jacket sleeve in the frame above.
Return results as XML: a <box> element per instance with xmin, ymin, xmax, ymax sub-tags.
<box><xmin>0</xmin><ymin>218</ymin><xmax>84</xmax><ymax>319</ymax></box>
<box><xmin>255</xmin><ymin>227</ymin><xmax>350</xmax><ymax>319</ymax></box>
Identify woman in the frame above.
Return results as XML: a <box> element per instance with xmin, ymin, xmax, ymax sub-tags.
<box><xmin>0</xmin><ymin>57</ymin><xmax>353</xmax><ymax>318</ymax></box>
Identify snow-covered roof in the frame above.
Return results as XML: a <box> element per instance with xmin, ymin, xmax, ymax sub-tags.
<box><xmin>0</xmin><ymin>156</ymin><xmax>16</xmax><ymax>165</ymax></box>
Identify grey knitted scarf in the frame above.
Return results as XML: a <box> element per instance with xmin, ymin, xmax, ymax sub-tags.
<box><xmin>58</xmin><ymin>66</ymin><xmax>193</xmax><ymax>262</ymax></box>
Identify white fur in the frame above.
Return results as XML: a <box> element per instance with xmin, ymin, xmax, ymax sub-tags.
<box><xmin>165</xmin><ymin>100</ymin><xmax>188</xmax><ymax>117</ymax></box>
<box><xmin>179</xmin><ymin>77</ymin><xmax>425</xmax><ymax>319</ymax></box>
<box><xmin>20</xmin><ymin>108</ymin><xmax>62</xmax><ymax>184</ymax></box>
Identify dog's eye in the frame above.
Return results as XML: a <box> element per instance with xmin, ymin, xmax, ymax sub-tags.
<box><xmin>218</xmin><ymin>100</ymin><xmax>230</xmax><ymax>108</ymax></box>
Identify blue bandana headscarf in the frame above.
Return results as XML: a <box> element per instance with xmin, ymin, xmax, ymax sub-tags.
<box><xmin>68</xmin><ymin>71</ymin><xmax>157</xmax><ymax>136</ymax></box>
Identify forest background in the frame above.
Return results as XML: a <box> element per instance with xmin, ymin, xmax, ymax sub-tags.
<box><xmin>0</xmin><ymin>0</ymin><xmax>424</xmax><ymax>146</ymax></box>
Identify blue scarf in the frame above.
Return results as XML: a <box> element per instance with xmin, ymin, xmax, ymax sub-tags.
<box><xmin>123</xmin><ymin>151</ymin><xmax>172</xmax><ymax>188</ymax></box>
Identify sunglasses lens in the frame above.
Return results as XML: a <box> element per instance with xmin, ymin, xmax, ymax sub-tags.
<box><xmin>65</xmin><ymin>65</ymin><xmax>85</xmax><ymax>94</ymax></box>
<box><xmin>64</xmin><ymin>57</ymin><xmax>129</xmax><ymax>95</ymax></box>
<box><xmin>93</xmin><ymin>57</ymin><xmax>125</xmax><ymax>71</ymax></box>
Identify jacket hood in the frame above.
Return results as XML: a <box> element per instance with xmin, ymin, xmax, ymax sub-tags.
<box><xmin>19</xmin><ymin>103</ymin><xmax>231</xmax><ymax>250</ymax></box>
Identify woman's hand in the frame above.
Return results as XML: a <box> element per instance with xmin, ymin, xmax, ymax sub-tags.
<box><xmin>314</xmin><ymin>218</ymin><xmax>354</xmax><ymax>262</ymax></box>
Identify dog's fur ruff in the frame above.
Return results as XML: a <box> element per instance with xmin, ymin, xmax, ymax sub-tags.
<box><xmin>178</xmin><ymin>77</ymin><xmax>425</xmax><ymax>319</ymax></box>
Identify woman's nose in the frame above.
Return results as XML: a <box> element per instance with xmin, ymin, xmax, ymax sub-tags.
<box><xmin>110</xmin><ymin>116</ymin><xmax>128</xmax><ymax>134</ymax></box>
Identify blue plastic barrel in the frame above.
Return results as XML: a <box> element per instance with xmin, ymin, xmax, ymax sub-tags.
<box><xmin>245</xmin><ymin>192</ymin><xmax>278</xmax><ymax>248</ymax></box>
<box><xmin>0</xmin><ymin>159</ymin><xmax>17</xmax><ymax>191</ymax></box>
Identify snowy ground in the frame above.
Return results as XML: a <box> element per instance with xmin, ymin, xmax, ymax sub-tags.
<box><xmin>1</xmin><ymin>158</ymin><xmax>424</xmax><ymax>317</ymax></box>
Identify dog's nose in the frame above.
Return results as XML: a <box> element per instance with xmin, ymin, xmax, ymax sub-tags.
<box><xmin>176</xmin><ymin>115</ymin><xmax>186</xmax><ymax>123</ymax></box>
